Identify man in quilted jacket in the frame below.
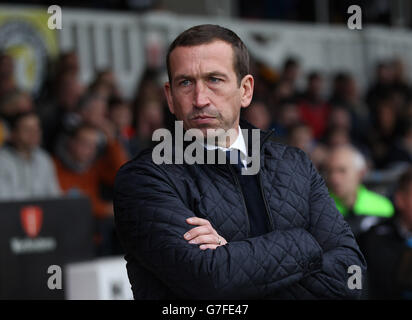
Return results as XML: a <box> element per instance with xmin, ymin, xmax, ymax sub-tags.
<box><xmin>114</xmin><ymin>24</ymin><xmax>367</xmax><ymax>299</ymax></box>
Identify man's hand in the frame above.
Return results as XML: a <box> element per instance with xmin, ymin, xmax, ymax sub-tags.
<box><xmin>184</xmin><ymin>217</ymin><xmax>227</xmax><ymax>250</ymax></box>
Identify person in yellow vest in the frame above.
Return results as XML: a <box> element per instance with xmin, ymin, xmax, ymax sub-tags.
<box><xmin>325</xmin><ymin>144</ymin><xmax>394</xmax><ymax>237</ymax></box>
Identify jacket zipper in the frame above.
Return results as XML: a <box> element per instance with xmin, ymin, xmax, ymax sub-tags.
<box><xmin>227</xmin><ymin>163</ymin><xmax>251</xmax><ymax>237</ymax></box>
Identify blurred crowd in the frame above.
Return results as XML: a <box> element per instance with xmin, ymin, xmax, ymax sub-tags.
<box><xmin>0</xmin><ymin>49</ymin><xmax>412</xmax><ymax>299</ymax></box>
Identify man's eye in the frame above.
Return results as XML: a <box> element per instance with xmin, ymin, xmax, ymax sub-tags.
<box><xmin>179</xmin><ymin>80</ymin><xmax>191</xmax><ymax>86</ymax></box>
<box><xmin>209</xmin><ymin>77</ymin><xmax>221</xmax><ymax>83</ymax></box>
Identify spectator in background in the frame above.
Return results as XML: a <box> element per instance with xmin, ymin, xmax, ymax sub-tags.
<box><xmin>108</xmin><ymin>97</ymin><xmax>135</xmax><ymax>157</ymax></box>
<box><xmin>391</xmin><ymin>58</ymin><xmax>411</xmax><ymax>106</ymax></box>
<box><xmin>55</xmin><ymin>51</ymin><xmax>80</xmax><ymax>78</ymax></box>
<box><xmin>359</xmin><ymin>167</ymin><xmax>412</xmax><ymax>299</ymax></box>
<box><xmin>130</xmin><ymin>98</ymin><xmax>164</xmax><ymax>156</ymax></box>
<box><xmin>40</xmin><ymin>70</ymin><xmax>85</xmax><ymax>152</ymax></box>
<box><xmin>0</xmin><ymin>52</ymin><xmax>17</xmax><ymax>99</ymax></box>
<box><xmin>269</xmin><ymin>98</ymin><xmax>300</xmax><ymax>140</ymax></box>
<box><xmin>0</xmin><ymin>118</ymin><xmax>6</xmax><ymax>146</ymax></box>
<box><xmin>324</xmin><ymin>127</ymin><xmax>351</xmax><ymax>149</ymax></box>
<box><xmin>53</xmin><ymin>92</ymin><xmax>114</xmax><ymax>158</ymax></box>
<box><xmin>53</xmin><ymin>123</ymin><xmax>128</xmax><ymax>255</ymax></box>
<box><xmin>297</xmin><ymin>72</ymin><xmax>331</xmax><ymax>139</ymax></box>
<box><xmin>366</xmin><ymin>61</ymin><xmax>395</xmax><ymax>115</ymax></box>
<box><xmin>279</xmin><ymin>57</ymin><xmax>301</xmax><ymax>99</ymax></box>
<box><xmin>329</xmin><ymin>73</ymin><xmax>370</xmax><ymax>145</ymax></box>
<box><xmin>270</xmin><ymin>80</ymin><xmax>294</xmax><ymax>112</ymax></box>
<box><xmin>287</xmin><ymin>122</ymin><xmax>328</xmax><ymax>170</ymax></box>
<box><xmin>0</xmin><ymin>89</ymin><xmax>34</xmax><ymax>122</ymax></box>
<box><xmin>241</xmin><ymin>100</ymin><xmax>271</xmax><ymax>131</ymax></box>
<box><xmin>323</xmin><ymin>106</ymin><xmax>371</xmax><ymax>160</ymax></box>
<box><xmin>0</xmin><ymin>111</ymin><xmax>61</xmax><ymax>200</ymax></box>
<box><xmin>89</xmin><ymin>69</ymin><xmax>123</xmax><ymax>102</ymax></box>
<box><xmin>384</xmin><ymin>121</ymin><xmax>412</xmax><ymax>169</ymax></box>
<box><xmin>0</xmin><ymin>89</ymin><xmax>34</xmax><ymax>144</ymax></box>
<box><xmin>367</xmin><ymin>95</ymin><xmax>403</xmax><ymax>168</ymax></box>
<box><xmin>325</xmin><ymin>145</ymin><xmax>394</xmax><ymax>237</ymax></box>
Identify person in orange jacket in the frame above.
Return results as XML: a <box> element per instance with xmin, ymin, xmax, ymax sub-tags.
<box><xmin>53</xmin><ymin>123</ymin><xmax>128</xmax><ymax>255</ymax></box>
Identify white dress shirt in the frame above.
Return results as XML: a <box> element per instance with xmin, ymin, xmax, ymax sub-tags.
<box><xmin>201</xmin><ymin>126</ymin><xmax>248</xmax><ymax>168</ymax></box>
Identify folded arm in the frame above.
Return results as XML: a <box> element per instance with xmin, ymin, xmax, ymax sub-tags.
<box><xmin>114</xmin><ymin>160</ymin><xmax>323</xmax><ymax>299</ymax></box>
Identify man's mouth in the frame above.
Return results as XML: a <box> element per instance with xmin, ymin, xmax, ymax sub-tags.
<box><xmin>191</xmin><ymin>115</ymin><xmax>216</xmax><ymax>123</ymax></box>
<box><xmin>192</xmin><ymin>115</ymin><xmax>215</xmax><ymax>119</ymax></box>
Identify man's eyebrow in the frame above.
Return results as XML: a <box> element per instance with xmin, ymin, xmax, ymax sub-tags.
<box><xmin>204</xmin><ymin>71</ymin><xmax>228</xmax><ymax>79</ymax></box>
<box><xmin>173</xmin><ymin>74</ymin><xmax>194</xmax><ymax>82</ymax></box>
<box><xmin>173</xmin><ymin>72</ymin><xmax>229</xmax><ymax>82</ymax></box>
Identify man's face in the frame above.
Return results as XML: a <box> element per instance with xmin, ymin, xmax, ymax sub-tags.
<box><xmin>165</xmin><ymin>40</ymin><xmax>253</xmax><ymax>139</ymax></box>
<box><xmin>13</xmin><ymin>115</ymin><xmax>41</xmax><ymax>150</ymax></box>
<box><xmin>326</xmin><ymin>149</ymin><xmax>362</xmax><ymax>199</ymax></box>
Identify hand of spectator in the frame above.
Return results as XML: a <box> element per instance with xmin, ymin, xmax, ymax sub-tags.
<box><xmin>184</xmin><ymin>217</ymin><xmax>227</xmax><ymax>250</ymax></box>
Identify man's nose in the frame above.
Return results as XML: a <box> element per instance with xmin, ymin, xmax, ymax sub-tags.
<box><xmin>193</xmin><ymin>82</ymin><xmax>210</xmax><ymax>108</ymax></box>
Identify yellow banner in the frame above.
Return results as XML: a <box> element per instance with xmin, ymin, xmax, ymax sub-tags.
<box><xmin>0</xmin><ymin>7</ymin><xmax>59</xmax><ymax>95</ymax></box>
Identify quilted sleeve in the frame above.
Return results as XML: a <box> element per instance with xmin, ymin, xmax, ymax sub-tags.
<box><xmin>114</xmin><ymin>157</ymin><xmax>324</xmax><ymax>299</ymax></box>
<box><xmin>279</xmin><ymin>150</ymin><xmax>367</xmax><ymax>299</ymax></box>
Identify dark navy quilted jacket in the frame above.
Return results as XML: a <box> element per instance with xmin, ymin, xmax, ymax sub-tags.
<box><xmin>114</xmin><ymin>120</ymin><xmax>367</xmax><ymax>299</ymax></box>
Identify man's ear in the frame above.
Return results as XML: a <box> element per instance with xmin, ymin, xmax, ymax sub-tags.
<box><xmin>240</xmin><ymin>75</ymin><xmax>254</xmax><ymax>109</ymax></box>
<box><xmin>164</xmin><ymin>82</ymin><xmax>175</xmax><ymax>115</ymax></box>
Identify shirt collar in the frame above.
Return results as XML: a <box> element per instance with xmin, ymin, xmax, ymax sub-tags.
<box><xmin>201</xmin><ymin>126</ymin><xmax>248</xmax><ymax>167</ymax></box>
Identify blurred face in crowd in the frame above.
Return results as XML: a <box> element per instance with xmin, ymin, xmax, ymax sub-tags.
<box><xmin>392</xmin><ymin>58</ymin><xmax>406</xmax><ymax>82</ymax></box>
<box><xmin>329</xmin><ymin>107</ymin><xmax>351</xmax><ymax>131</ymax></box>
<box><xmin>274</xmin><ymin>81</ymin><xmax>293</xmax><ymax>101</ymax></box>
<box><xmin>377</xmin><ymin>102</ymin><xmax>396</xmax><ymax>132</ymax></box>
<box><xmin>326</xmin><ymin>147</ymin><xmax>365</xmax><ymax>200</ymax></box>
<box><xmin>404</xmin><ymin>127</ymin><xmax>412</xmax><ymax>152</ymax></box>
<box><xmin>395</xmin><ymin>182</ymin><xmax>412</xmax><ymax>230</ymax></box>
<box><xmin>377</xmin><ymin>63</ymin><xmax>394</xmax><ymax>84</ymax></box>
<box><xmin>59</xmin><ymin>52</ymin><xmax>79</xmax><ymax>74</ymax></box>
<box><xmin>110</xmin><ymin>103</ymin><xmax>132</xmax><ymax>130</ymax></box>
<box><xmin>344</xmin><ymin>77</ymin><xmax>358</xmax><ymax>101</ymax></box>
<box><xmin>242</xmin><ymin>101</ymin><xmax>270</xmax><ymax>130</ymax></box>
<box><xmin>137</xmin><ymin>100</ymin><xmax>164</xmax><ymax>138</ymax></box>
<box><xmin>0</xmin><ymin>54</ymin><xmax>13</xmax><ymax>78</ymax></box>
<box><xmin>0</xmin><ymin>92</ymin><xmax>33</xmax><ymax>117</ymax></box>
<box><xmin>327</xmin><ymin>128</ymin><xmax>351</xmax><ymax>148</ymax></box>
<box><xmin>12</xmin><ymin>114</ymin><xmax>41</xmax><ymax>151</ymax></box>
<box><xmin>289</xmin><ymin>125</ymin><xmax>313</xmax><ymax>152</ymax></box>
<box><xmin>308</xmin><ymin>75</ymin><xmax>323</xmax><ymax>97</ymax></box>
<box><xmin>279</xmin><ymin>103</ymin><xmax>300</xmax><ymax>127</ymax></box>
<box><xmin>69</xmin><ymin>127</ymin><xmax>99</xmax><ymax>165</ymax></box>
<box><xmin>165</xmin><ymin>40</ymin><xmax>253</xmax><ymax>142</ymax></box>
<box><xmin>283</xmin><ymin>63</ymin><xmax>299</xmax><ymax>84</ymax></box>
<box><xmin>80</xmin><ymin>96</ymin><xmax>108</xmax><ymax>127</ymax></box>
<box><xmin>57</xmin><ymin>73</ymin><xmax>84</xmax><ymax>111</ymax></box>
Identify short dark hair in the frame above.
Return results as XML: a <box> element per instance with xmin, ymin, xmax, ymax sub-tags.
<box><xmin>76</xmin><ymin>92</ymin><xmax>105</xmax><ymax>112</ymax></box>
<box><xmin>283</xmin><ymin>57</ymin><xmax>299</xmax><ymax>70</ymax></box>
<box><xmin>69</xmin><ymin>122</ymin><xmax>98</xmax><ymax>140</ymax></box>
<box><xmin>166</xmin><ymin>24</ymin><xmax>250</xmax><ymax>86</ymax></box>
